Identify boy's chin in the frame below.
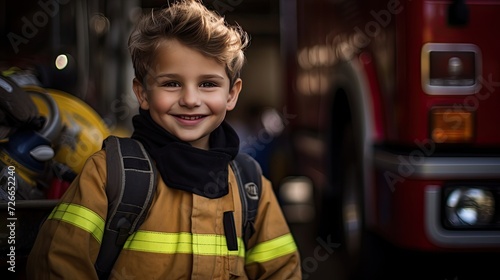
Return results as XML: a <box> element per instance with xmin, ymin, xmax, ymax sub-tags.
<box><xmin>181</xmin><ymin>135</ymin><xmax>210</xmax><ymax>149</ymax></box>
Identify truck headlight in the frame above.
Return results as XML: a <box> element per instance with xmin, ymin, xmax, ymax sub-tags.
<box><xmin>445</xmin><ymin>187</ymin><xmax>495</xmax><ymax>228</ymax></box>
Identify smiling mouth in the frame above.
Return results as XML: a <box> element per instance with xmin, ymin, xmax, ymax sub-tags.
<box><xmin>176</xmin><ymin>115</ymin><xmax>205</xmax><ymax>120</ymax></box>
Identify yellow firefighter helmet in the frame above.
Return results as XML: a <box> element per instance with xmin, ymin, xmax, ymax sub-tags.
<box><xmin>26</xmin><ymin>86</ymin><xmax>110</xmax><ymax>174</ymax></box>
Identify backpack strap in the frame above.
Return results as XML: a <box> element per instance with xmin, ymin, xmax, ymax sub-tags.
<box><xmin>230</xmin><ymin>152</ymin><xmax>262</xmax><ymax>250</ymax></box>
<box><xmin>95</xmin><ymin>136</ymin><xmax>157</xmax><ymax>280</ymax></box>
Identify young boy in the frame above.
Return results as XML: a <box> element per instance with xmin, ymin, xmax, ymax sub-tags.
<box><xmin>26</xmin><ymin>0</ymin><xmax>301</xmax><ymax>279</ymax></box>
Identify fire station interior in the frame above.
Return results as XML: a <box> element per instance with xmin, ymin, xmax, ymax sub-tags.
<box><xmin>1</xmin><ymin>1</ymin><xmax>499</xmax><ymax>280</ymax></box>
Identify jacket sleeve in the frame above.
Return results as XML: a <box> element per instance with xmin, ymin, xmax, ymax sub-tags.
<box><xmin>244</xmin><ymin>176</ymin><xmax>302</xmax><ymax>279</ymax></box>
<box><xmin>26</xmin><ymin>150</ymin><xmax>108</xmax><ymax>280</ymax></box>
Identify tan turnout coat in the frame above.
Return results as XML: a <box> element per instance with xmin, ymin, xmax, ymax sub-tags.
<box><xmin>26</xmin><ymin>150</ymin><xmax>301</xmax><ymax>279</ymax></box>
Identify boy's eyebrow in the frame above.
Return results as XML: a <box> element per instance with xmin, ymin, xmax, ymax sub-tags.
<box><xmin>155</xmin><ymin>73</ymin><xmax>225</xmax><ymax>80</ymax></box>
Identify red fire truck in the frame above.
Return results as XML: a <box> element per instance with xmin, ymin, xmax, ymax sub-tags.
<box><xmin>280</xmin><ymin>0</ymin><xmax>500</xmax><ymax>277</ymax></box>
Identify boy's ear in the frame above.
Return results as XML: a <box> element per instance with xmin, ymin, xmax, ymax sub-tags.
<box><xmin>133</xmin><ymin>78</ymin><xmax>149</xmax><ymax>110</ymax></box>
<box><xmin>226</xmin><ymin>78</ymin><xmax>242</xmax><ymax>111</ymax></box>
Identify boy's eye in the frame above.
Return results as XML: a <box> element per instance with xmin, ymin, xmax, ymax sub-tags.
<box><xmin>200</xmin><ymin>81</ymin><xmax>217</xmax><ymax>88</ymax></box>
<box><xmin>161</xmin><ymin>81</ymin><xmax>180</xmax><ymax>87</ymax></box>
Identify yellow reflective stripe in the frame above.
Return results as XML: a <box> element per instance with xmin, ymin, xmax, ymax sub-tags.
<box><xmin>48</xmin><ymin>202</ymin><xmax>105</xmax><ymax>242</ymax></box>
<box><xmin>245</xmin><ymin>233</ymin><xmax>297</xmax><ymax>264</ymax></box>
<box><xmin>124</xmin><ymin>231</ymin><xmax>245</xmax><ymax>257</ymax></box>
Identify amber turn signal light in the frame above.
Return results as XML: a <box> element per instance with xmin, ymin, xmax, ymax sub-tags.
<box><xmin>430</xmin><ymin>107</ymin><xmax>474</xmax><ymax>143</ymax></box>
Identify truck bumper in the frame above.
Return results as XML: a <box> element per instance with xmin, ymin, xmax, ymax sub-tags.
<box><xmin>373</xmin><ymin>149</ymin><xmax>500</xmax><ymax>250</ymax></box>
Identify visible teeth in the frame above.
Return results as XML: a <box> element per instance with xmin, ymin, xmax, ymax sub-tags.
<box><xmin>180</xmin><ymin>115</ymin><xmax>202</xmax><ymax>120</ymax></box>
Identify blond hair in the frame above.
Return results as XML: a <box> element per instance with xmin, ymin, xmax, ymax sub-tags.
<box><xmin>128</xmin><ymin>0</ymin><xmax>250</xmax><ymax>87</ymax></box>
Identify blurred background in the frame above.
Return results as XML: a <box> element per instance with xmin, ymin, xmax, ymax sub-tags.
<box><xmin>1</xmin><ymin>0</ymin><xmax>500</xmax><ymax>279</ymax></box>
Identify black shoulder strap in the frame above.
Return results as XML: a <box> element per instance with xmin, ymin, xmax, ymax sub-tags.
<box><xmin>230</xmin><ymin>152</ymin><xmax>262</xmax><ymax>249</ymax></box>
<box><xmin>95</xmin><ymin>136</ymin><xmax>157</xmax><ymax>280</ymax></box>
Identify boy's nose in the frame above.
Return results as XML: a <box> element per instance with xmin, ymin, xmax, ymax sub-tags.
<box><xmin>179</xmin><ymin>87</ymin><xmax>201</xmax><ymax>107</ymax></box>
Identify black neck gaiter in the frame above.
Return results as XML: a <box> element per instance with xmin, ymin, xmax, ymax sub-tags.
<box><xmin>131</xmin><ymin>109</ymin><xmax>239</xmax><ymax>198</ymax></box>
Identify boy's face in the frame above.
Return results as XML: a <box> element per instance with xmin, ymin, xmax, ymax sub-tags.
<box><xmin>133</xmin><ymin>39</ymin><xmax>242</xmax><ymax>150</ymax></box>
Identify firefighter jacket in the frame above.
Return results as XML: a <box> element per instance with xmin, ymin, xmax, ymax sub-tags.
<box><xmin>26</xmin><ymin>149</ymin><xmax>302</xmax><ymax>279</ymax></box>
